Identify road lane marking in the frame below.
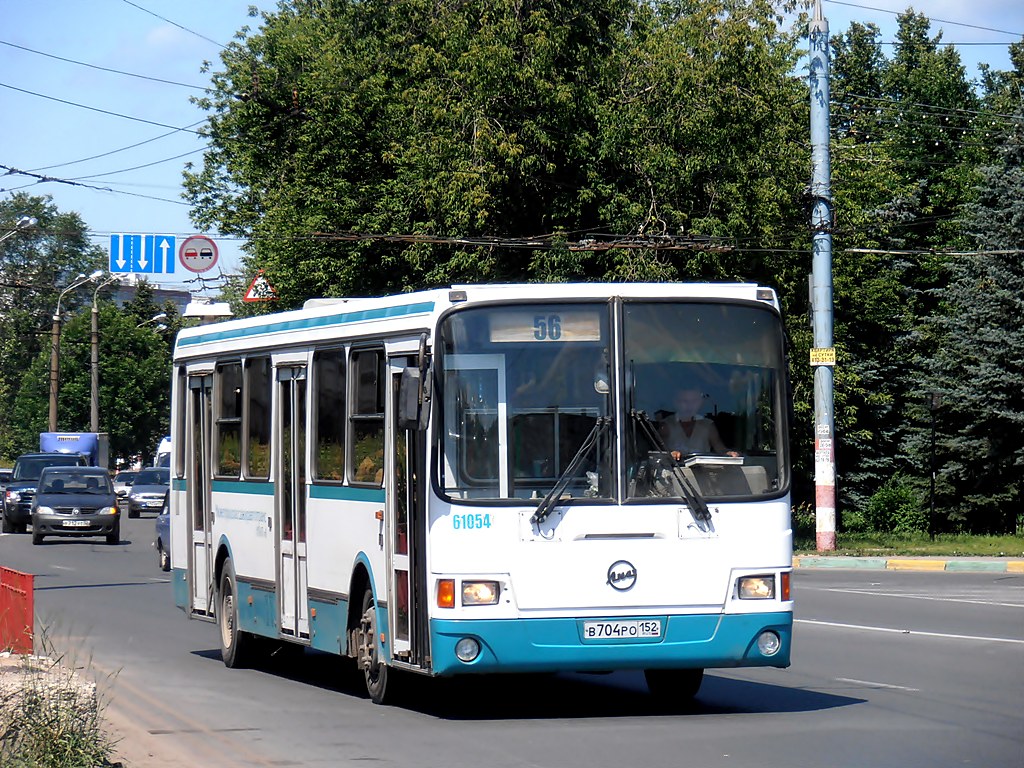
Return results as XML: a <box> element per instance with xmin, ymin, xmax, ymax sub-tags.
<box><xmin>835</xmin><ymin>677</ymin><xmax>920</xmax><ymax>692</ymax></box>
<box><xmin>796</xmin><ymin>618</ymin><xmax>1024</xmax><ymax>645</ymax></box>
<box><xmin>802</xmin><ymin>586</ymin><xmax>1024</xmax><ymax>609</ymax></box>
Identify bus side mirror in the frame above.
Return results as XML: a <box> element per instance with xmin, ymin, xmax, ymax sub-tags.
<box><xmin>398</xmin><ymin>366</ymin><xmax>431</xmax><ymax>431</ymax></box>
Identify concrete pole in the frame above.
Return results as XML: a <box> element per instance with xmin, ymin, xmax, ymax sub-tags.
<box><xmin>90</xmin><ymin>304</ymin><xmax>100</xmax><ymax>433</ymax></box>
<box><xmin>48</xmin><ymin>313</ymin><xmax>61</xmax><ymax>432</ymax></box>
<box><xmin>809</xmin><ymin>0</ymin><xmax>836</xmax><ymax>551</ymax></box>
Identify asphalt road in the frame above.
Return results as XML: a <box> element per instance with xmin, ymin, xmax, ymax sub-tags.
<box><xmin>2</xmin><ymin>516</ymin><xmax>1022</xmax><ymax>768</ymax></box>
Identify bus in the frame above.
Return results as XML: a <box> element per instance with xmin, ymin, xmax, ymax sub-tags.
<box><xmin>168</xmin><ymin>283</ymin><xmax>793</xmax><ymax>704</ymax></box>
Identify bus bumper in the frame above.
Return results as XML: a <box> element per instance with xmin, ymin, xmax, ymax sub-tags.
<box><xmin>429</xmin><ymin>611</ymin><xmax>792</xmax><ymax>676</ymax></box>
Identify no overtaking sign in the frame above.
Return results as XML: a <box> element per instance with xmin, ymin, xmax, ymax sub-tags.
<box><xmin>179</xmin><ymin>235</ymin><xmax>219</xmax><ymax>273</ymax></box>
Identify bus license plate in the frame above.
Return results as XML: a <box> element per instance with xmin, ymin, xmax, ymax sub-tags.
<box><xmin>63</xmin><ymin>520</ymin><xmax>89</xmax><ymax>527</ymax></box>
<box><xmin>583</xmin><ymin>619</ymin><xmax>662</xmax><ymax>640</ymax></box>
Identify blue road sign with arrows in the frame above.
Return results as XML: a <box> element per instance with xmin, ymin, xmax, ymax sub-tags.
<box><xmin>109</xmin><ymin>234</ymin><xmax>176</xmax><ymax>274</ymax></box>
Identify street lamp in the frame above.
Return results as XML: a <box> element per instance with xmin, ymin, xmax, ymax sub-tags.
<box><xmin>90</xmin><ymin>275</ymin><xmax>121</xmax><ymax>433</ymax></box>
<box><xmin>0</xmin><ymin>216</ymin><xmax>37</xmax><ymax>245</ymax></box>
<box><xmin>136</xmin><ymin>312</ymin><xmax>168</xmax><ymax>330</ymax></box>
<box><xmin>49</xmin><ymin>269</ymin><xmax>104</xmax><ymax>431</ymax></box>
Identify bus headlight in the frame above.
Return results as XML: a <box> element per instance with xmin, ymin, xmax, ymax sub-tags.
<box><xmin>738</xmin><ymin>575</ymin><xmax>775</xmax><ymax>599</ymax></box>
<box><xmin>757</xmin><ymin>630</ymin><xmax>781</xmax><ymax>656</ymax></box>
<box><xmin>462</xmin><ymin>581</ymin><xmax>500</xmax><ymax>606</ymax></box>
<box><xmin>454</xmin><ymin>637</ymin><xmax>481</xmax><ymax>662</ymax></box>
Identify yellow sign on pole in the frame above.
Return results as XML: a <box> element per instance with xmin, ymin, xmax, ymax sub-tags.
<box><xmin>810</xmin><ymin>347</ymin><xmax>836</xmax><ymax>366</ymax></box>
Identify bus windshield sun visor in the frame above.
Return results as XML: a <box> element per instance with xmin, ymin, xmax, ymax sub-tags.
<box><xmin>531</xmin><ymin>417</ymin><xmax>612</xmax><ymax>527</ymax></box>
<box><xmin>630</xmin><ymin>410</ymin><xmax>711</xmax><ymax>522</ymax></box>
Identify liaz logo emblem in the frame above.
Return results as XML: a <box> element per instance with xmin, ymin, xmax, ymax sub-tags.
<box><xmin>606</xmin><ymin>560</ymin><xmax>637</xmax><ymax>591</ymax></box>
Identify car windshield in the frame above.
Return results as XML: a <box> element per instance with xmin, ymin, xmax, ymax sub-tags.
<box><xmin>134</xmin><ymin>469</ymin><xmax>169</xmax><ymax>486</ymax></box>
<box><xmin>114</xmin><ymin>472</ymin><xmax>137</xmax><ymax>483</ymax></box>
<box><xmin>40</xmin><ymin>471</ymin><xmax>112</xmax><ymax>494</ymax></box>
<box><xmin>13</xmin><ymin>456</ymin><xmax>83</xmax><ymax>480</ymax></box>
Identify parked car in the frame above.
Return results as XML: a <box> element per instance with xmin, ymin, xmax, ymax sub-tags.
<box><xmin>127</xmin><ymin>467</ymin><xmax>170</xmax><ymax>518</ymax></box>
<box><xmin>2</xmin><ymin>452</ymin><xmax>89</xmax><ymax>534</ymax></box>
<box><xmin>112</xmin><ymin>470</ymin><xmax>139</xmax><ymax>507</ymax></box>
<box><xmin>30</xmin><ymin>466</ymin><xmax>120</xmax><ymax>545</ymax></box>
<box><xmin>154</xmin><ymin>491</ymin><xmax>170</xmax><ymax>572</ymax></box>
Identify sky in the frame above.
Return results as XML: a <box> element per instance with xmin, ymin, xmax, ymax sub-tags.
<box><xmin>2</xmin><ymin>1</ymin><xmax>1022</xmax><ymax>298</ymax></box>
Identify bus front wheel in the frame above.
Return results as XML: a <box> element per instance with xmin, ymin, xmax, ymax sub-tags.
<box><xmin>358</xmin><ymin>587</ymin><xmax>394</xmax><ymax>705</ymax></box>
<box><xmin>644</xmin><ymin>668</ymin><xmax>704</xmax><ymax>702</ymax></box>
<box><xmin>219</xmin><ymin>559</ymin><xmax>256</xmax><ymax>668</ymax></box>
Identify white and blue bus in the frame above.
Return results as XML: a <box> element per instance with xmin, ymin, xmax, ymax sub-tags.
<box><xmin>168</xmin><ymin>283</ymin><xmax>793</xmax><ymax>704</ymax></box>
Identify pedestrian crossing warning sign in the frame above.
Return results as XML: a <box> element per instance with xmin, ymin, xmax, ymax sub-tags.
<box><xmin>243</xmin><ymin>270</ymin><xmax>278</xmax><ymax>302</ymax></box>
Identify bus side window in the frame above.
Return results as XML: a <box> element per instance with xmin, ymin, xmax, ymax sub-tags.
<box><xmin>313</xmin><ymin>348</ymin><xmax>346</xmax><ymax>481</ymax></box>
<box><xmin>350</xmin><ymin>348</ymin><xmax>385</xmax><ymax>485</ymax></box>
<box><xmin>245</xmin><ymin>357</ymin><xmax>272</xmax><ymax>478</ymax></box>
<box><xmin>215</xmin><ymin>361</ymin><xmax>243</xmax><ymax>477</ymax></box>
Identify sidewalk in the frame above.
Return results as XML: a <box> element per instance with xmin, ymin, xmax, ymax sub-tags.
<box><xmin>793</xmin><ymin>555</ymin><xmax>1024</xmax><ymax>572</ymax></box>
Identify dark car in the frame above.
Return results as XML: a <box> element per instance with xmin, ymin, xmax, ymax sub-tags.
<box><xmin>2</xmin><ymin>452</ymin><xmax>89</xmax><ymax>534</ymax></box>
<box><xmin>154</xmin><ymin>491</ymin><xmax>171</xmax><ymax>572</ymax></box>
<box><xmin>127</xmin><ymin>467</ymin><xmax>170</xmax><ymax>518</ymax></box>
<box><xmin>30</xmin><ymin>466</ymin><xmax>120</xmax><ymax>545</ymax></box>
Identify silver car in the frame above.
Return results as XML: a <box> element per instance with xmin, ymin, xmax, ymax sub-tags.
<box><xmin>127</xmin><ymin>467</ymin><xmax>170</xmax><ymax>518</ymax></box>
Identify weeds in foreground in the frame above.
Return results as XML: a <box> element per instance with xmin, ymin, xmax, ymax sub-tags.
<box><xmin>0</xmin><ymin>628</ymin><xmax>120</xmax><ymax>768</ymax></box>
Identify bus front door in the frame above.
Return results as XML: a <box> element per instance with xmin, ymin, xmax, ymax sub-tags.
<box><xmin>276</xmin><ymin>366</ymin><xmax>309</xmax><ymax>639</ymax></box>
<box><xmin>388</xmin><ymin>358</ymin><xmax>428</xmax><ymax>668</ymax></box>
<box><xmin>187</xmin><ymin>374</ymin><xmax>215</xmax><ymax>617</ymax></box>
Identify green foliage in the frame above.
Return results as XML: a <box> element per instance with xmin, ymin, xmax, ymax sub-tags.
<box><xmin>865</xmin><ymin>475</ymin><xmax>927</xmax><ymax>534</ymax></box>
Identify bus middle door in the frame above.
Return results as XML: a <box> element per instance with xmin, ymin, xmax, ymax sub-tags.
<box><xmin>276</xmin><ymin>365</ymin><xmax>309</xmax><ymax>640</ymax></box>
<box><xmin>187</xmin><ymin>373</ymin><xmax>215</xmax><ymax>617</ymax></box>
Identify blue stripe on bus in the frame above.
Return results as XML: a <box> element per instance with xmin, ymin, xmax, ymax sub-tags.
<box><xmin>310</xmin><ymin>484</ymin><xmax>386</xmax><ymax>503</ymax></box>
<box><xmin>177</xmin><ymin>301</ymin><xmax>435</xmax><ymax>347</ymax></box>
<box><xmin>211</xmin><ymin>479</ymin><xmax>275</xmax><ymax>495</ymax></box>
<box><xmin>428</xmin><ymin>611</ymin><xmax>793</xmax><ymax>675</ymax></box>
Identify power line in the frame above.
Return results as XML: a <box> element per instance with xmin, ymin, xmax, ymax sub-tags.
<box><xmin>0</xmin><ymin>81</ymin><xmax>203</xmax><ymax>135</ymax></box>
<box><xmin>0</xmin><ymin>164</ymin><xmax>191</xmax><ymax>206</ymax></box>
<box><xmin>0</xmin><ymin>39</ymin><xmax>210</xmax><ymax>91</ymax></box>
<box><xmin>27</xmin><ymin>121</ymin><xmax>208</xmax><ymax>173</ymax></box>
<box><xmin>823</xmin><ymin>0</ymin><xmax>1023</xmax><ymax>37</ymax></box>
<box><xmin>120</xmin><ymin>0</ymin><xmax>228</xmax><ymax>49</ymax></box>
<box><xmin>65</xmin><ymin>149</ymin><xmax>206</xmax><ymax>181</ymax></box>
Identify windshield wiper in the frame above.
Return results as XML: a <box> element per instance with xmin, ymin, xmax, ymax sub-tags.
<box><xmin>630</xmin><ymin>409</ymin><xmax>711</xmax><ymax>522</ymax></box>
<box><xmin>531</xmin><ymin>416</ymin><xmax>612</xmax><ymax>526</ymax></box>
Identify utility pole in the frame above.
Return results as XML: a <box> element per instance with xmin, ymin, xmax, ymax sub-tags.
<box><xmin>809</xmin><ymin>0</ymin><xmax>836</xmax><ymax>551</ymax></box>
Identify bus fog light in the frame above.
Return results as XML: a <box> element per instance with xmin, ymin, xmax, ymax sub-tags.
<box><xmin>454</xmin><ymin>637</ymin><xmax>480</xmax><ymax>662</ymax></box>
<box><xmin>462</xmin><ymin>580</ymin><xmax>499</xmax><ymax>605</ymax></box>
<box><xmin>738</xmin><ymin>575</ymin><xmax>775</xmax><ymax>599</ymax></box>
<box><xmin>756</xmin><ymin>631</ymin><xmax>781</xmax><ymax>656</ymax></box>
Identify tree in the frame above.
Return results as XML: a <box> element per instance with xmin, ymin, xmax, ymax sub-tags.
<box><xmin>912</xmin><ymin>103</ymin><xmax>1024</xmax><ymax>533</ymax></box>
<box><xmin>0</xmin><ymin>193</ymin><xmax>105</xmax><ymax>459</ymax></box>
<box><xmin>9</xmin><ymin>300</ymin><xmax>172</xmax><ymax>465</ymax></box>
<box><xmin>184</xmin><ymin>0</ymin><xmax>808</xmax><ymax>308</ymax></box>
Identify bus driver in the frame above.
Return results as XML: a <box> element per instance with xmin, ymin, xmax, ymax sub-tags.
<box><xmin>659</xmin><ymin>387</ymin><xmax>740</xmax><ymax>461</ymax></box>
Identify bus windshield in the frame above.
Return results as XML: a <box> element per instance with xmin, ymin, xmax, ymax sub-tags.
<box><xmin>438</xmin><ymin>299</ymin><xmax>787</xmax><ymax>504</ymax></box>
<box><xmin>439</xmin><ymin>303</ymin><xmax>613</xmax><ymax>501</ymax></box>
<box><xmin>623</xmin><ymin>300</ymin><xmax>787</xmax><ymax>500</ymax></box>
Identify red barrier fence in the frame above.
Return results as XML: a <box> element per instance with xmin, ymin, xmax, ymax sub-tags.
<box><xmin>0</xmin><ymin>566</ymin><xmax>34</xmax><ymax>654</ymax></box>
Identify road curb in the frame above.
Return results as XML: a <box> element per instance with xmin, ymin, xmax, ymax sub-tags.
<box><xmin>793</xmin><ymin>556</ymin><xmax>1024</xmax><ymax>573</ymax></box>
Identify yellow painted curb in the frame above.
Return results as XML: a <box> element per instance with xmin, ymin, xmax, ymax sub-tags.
<box><xmin>1007</xmin><ymin>561</ymin><xmax>1024</xmax><ymax>573</ymax></box>
<box><xmin>886</xmin><ymin>559</ymin><xmax>946</xmax><ymax>571</ymax></box>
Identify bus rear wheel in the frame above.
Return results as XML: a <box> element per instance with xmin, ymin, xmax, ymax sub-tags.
<box><xmin>357</xmin><ymin>587</ymin><xmax>395</xmax><ymax>705</ymax></box>
<box><xmin>644</xmin><ymin>668</ymin><xmax>704</xmax><ymax>702</ymax></box>
<box><xmin>219</xmin><ymin>558</ymin><xmax>256</xmax><ymax>668</ymax></box>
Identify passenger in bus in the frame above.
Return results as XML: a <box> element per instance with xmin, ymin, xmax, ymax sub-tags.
<box><xmin>659</xmin><ymin>388</ymin><xmax>739</xmax><ymax>460</ymax></box>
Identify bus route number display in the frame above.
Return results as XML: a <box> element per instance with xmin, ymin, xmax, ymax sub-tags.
<box><xmin>490</xmin><ymin>311</ymin><xmax>601</xmax><ymax>342</ymax></box>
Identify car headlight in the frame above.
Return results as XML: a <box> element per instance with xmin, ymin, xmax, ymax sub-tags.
<box><xmin>35</xmin><ymin>505</ymin><xmax>56</xmax><ymax>516</ymax></box>
<box><xmin>737</xmin><ymin>575</ymin><xmax>775</xmax><ymax>599</ymax></box>
<box><xmin>462</xmin><ymin>581</ymin><xmax>500</xmax><ymax>606</ymax></box>
<box><xmin>97</xmin><ymin>506</ymin><xmax>118</xmax><ymax>516</ymax></box>
<box><xmin>6</xmin><ymin>490</ymin><xmax>20</xmax><ymax>502</ymax></box>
